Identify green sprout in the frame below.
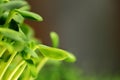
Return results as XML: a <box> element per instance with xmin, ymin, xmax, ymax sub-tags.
<box><xmin>0</xmin><ymin>0</ymin><xmax>76</xmax><ymax>80</ymax></box>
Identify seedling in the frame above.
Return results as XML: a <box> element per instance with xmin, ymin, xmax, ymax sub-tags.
<box><xmin>0</xmin><ymin>0</ymin><xmax>76</xmax><ymax>80</ymax></box>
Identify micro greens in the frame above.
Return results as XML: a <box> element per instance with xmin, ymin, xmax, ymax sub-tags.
<box><xmin>0</xmin><ymin>0</ymin><xmax>76</xmax><ymax>80</ymax></box>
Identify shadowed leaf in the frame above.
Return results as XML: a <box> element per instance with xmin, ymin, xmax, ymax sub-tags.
<box><xmin>0</xmin><ymin>28</ymin><xmax>24</xmax><ymax>41</ymax></box>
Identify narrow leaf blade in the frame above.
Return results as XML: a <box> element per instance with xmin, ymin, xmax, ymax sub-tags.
<box><xmin>0</xmin><ymin>1</ymin><xmax>28</xmax><ymax>11</ymax></box>
<box><xmin>15</xmin><ymin>10</ymin><xmax>43</xmax><ymax>21</ymax></box>
<box><xmin>24</xmin><ymin>47</ymin><xmax>39</xmax><ymax>58</ymax></box>
<box><xmin>0</xmin><ymin>28</ymin><xmax>24</xmax><ymax>41</ymax></box>
<box><xmin>38</xmin><ymin>45</ymin><xmax>68</xmax><ymax>60</ymax></box>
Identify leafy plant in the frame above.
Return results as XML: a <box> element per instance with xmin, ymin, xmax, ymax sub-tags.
<box><xmin>0</xmin><ymin>0</ymin><xmax>76</xmax><ymax>80</ymax></box>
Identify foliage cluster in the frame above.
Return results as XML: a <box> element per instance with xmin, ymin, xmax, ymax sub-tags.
<box><xmin>0</xmin><ymin>0</ymin><xmax>76</xmax><ymax>80</ymax></box>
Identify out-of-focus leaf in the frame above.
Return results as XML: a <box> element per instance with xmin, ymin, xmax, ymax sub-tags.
<box><xmin>13</xmin><ymin>13</ymin><xmax>24</xmax><ymax>24</ymax></box>
<box><xmin>28</xmin><ymin>38</ymin><xmax>41</xmax><ymax>50</ymax></box>
<box><xmin>0</xmin><ymin>28</ymin><xmax>24</xmax><ymax>41</ymax></box>
<box><xmin>20</xmin><ymin>24</ymin><xmax>34</xmax><ymax>39</ymax></box>
<box><xmin>18</xmin><ymin>26</ymin><xmax>28</xmax><ymax>41</ymax></box>
<box><xmin>50</xmin><ymin>32</ymin><xmax>59</xmax><ymax>48</ymax></box>
<box><xmin>38</xmin><ymin>45</ymin><xmax>68</xmax><ymax>60</ymax></box>
<box><xmin>64</xmin><ymin>53</ymin><xmax>76</xmax><ymax>62</ymax></box>
<box><xmin>24</xmin><ymin>47</ymin><xmax>39</xmax><ymax>58</ymax></box>
<box><xmin>0</xmin><ymin>11</ymin><xmax>9</xmax><ymax>25</ymax></box>
<box><xmin>0</xmin><ymin>41</ymin><xmax>14</xmax><ymax>53</ymax></box>
<box><xmin>19</xmin><ymin>5</ymin><xmax>30</xmax><ymax>11</ymax></box>
<box><xmin>0</xmin><ymin>1</ymin><xmax>28</xmax><ymax>11</ymax></box>
<box><xmin>12</xmin><ymin>41</ymin><xmax>25</xmax><ymax>51</ymax></box>
<box><xmin>15</xmin><ymin>9</ymin><xmax>43</xmax><ymax>21</ymax></box>
<box><xmin>26</xmin><ymin>61</ymin><xmax>37</xmax><ymax>78</ymax></box>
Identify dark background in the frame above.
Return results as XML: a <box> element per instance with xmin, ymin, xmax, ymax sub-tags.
<box><xmin>27</xmin><ymin>0</ymin><xmax>120</xmax><ymax>75</ymax></box>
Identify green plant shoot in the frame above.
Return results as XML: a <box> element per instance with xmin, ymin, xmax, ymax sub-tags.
<box><xmin>0</xmin><ymin>0</ymin><xmax>76</xmax><ymax>80</ymax></box>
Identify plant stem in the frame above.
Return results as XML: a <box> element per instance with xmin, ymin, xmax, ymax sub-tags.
<box><xmin>29</xmin><ymin>57</ymin><xmax>48</xmax><ymax>80</ymax></box>
<box><xmin>0</xmin><ymin>47</ymin><xmax>6</xmax><ymax>57</ymax></box>
<box><xmin>21</xmin><ymin>68</ymin><xmax>31</xmax><ymax>80</ymax></box>
<box><xmin>12</xmin><ymin>63</ymin><xmax>27</xmax><ymax>80</ymax></box>
<box><xmin>33</xmin><ymin>45</ymin><xmax>48</xmax><ymax>76</ymax></box>
<box><xmin>0</xmin><ymin>51</ymin><xmax>17</xmax><ymax>80</ymax></box>
<box><xmin>6</xmin><ymin>60</ymin><xmax>25</xmax><ymax>80</ymax></box>
<box><xmin>37</xmin><ymin>57</ymin><xmax>48</xmax><ymax>73</ymax></box>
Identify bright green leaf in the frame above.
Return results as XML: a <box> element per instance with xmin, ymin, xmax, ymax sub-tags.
<box><xmin>38</xmin><ymin>45</ymin><xmax>68</xmax><ymax>60</ymax></box>
<box><xmin>0</xmin><ymin>41</ymin><xmax>14</xmax><ymax>53</ymax></box>
<box><xmin>50</xmin><ymin>32</ymin><xmax>59</xmax><ymax>48</ymax></box>
<box><xmin>0</xmin><ymin>28</ymin><xmax>24</xmax><ymax>41</ymax></box>
<box><xmin>0</xmin><ymin>1</ymin><xmax>28</xmax><ymax>11</ymax></box>
<box><xmin>12</xmin><ymin>41</ymin><xmax>25</xmax><ymax>51</ymax></box>
<box><xmin>65</xmin><ymin>53</ymin><xmax>76</xmax><ymax>62</ymax></box>
<box><xmin>15</xmin><ymin>9</ymin><xmax>43</xmax><ymax>21</ymax></box>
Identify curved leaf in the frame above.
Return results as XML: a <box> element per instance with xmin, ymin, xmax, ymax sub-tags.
<box><xmin>50</xmin><ymin>32</ymin><xmax>59</xmax><ymax>48</ymax></box>
<box><xmin>38</xmin><ymin>45</ymin><xmax>68</xmax><ymax>60</ymax></box>
<box><xmin>0</xmin><ymin>1</ymin><xmax>28</xmax><ymax>11</ymax></box>
<box><xmin>64</xmin><ymin>53</ymin><xmax>76</xmax><ymax>62</ymax></box>
<box><xmin>0</xmin><ymin>28</ymin><xmax>24</xmax><ymax>41</ymax></box>
<box><xmin>15</xmin><ymin>9</ymin><xmax>43</xmax><ymax>21</ymax></box>
<box><xmin>12</xmin><ymin>41</ymin><xmax>25</xmax><ymax>51</ymax></box>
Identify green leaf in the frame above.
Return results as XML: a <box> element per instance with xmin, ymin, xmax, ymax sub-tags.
<box><xmin>15</xmin><ymin>9</ymin><xmax>43</xmax><ymax>21</ymax></box>
<box><xmin>19</xmin><ymin>5</ymin><xmax>30</xmax><ymax>11</ymax></box>
<box><xmin>18</xmin><ymin>26</ymin><xmax>28</xmax><ymax>41</ymax></box>
<box><xmin>64</xmin><ymin>53</ymin><xmax>76</xmax><ymax>62</ymax></box>
<box><xmin>13</xmin><ymin>13</ymin><xmax>24</xmax><ymax>24</ymax></box>
<box><xmin>20</xmin><ymin>24</ymin><xmax>34</xmax><ymax>39</ymax></box>
<box><xmin>12</xmin><ymin>41</ymin><xmax>25</xmax><ymax>51</ymax></box>
<box><xmin>0</xmin><ymin>41</ymin><xmax>14</xmax><ymax>53</ymax></box>
<box><xmin>50</xmin><ymin>32</ymin><xmax>59</xmax><ymax>48</ymax></box>
<box><xmin>0</xmin><ymin>1</ymin><xmax>28</xmax><ymax>11</ymax></box>
<box><xmin>0</xmin><ymin>28</ymin><xmax>24</xmax><ymax>42</ymax></box>
<box><xmin>38</xmin><ymin>45</ymin><xmax>68</xmax><ymax>60</ymax></box>
<box><xmin>23</xmin><ymin>47</ymin><xmax>39</xmax><ymax>59</ymax></box>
